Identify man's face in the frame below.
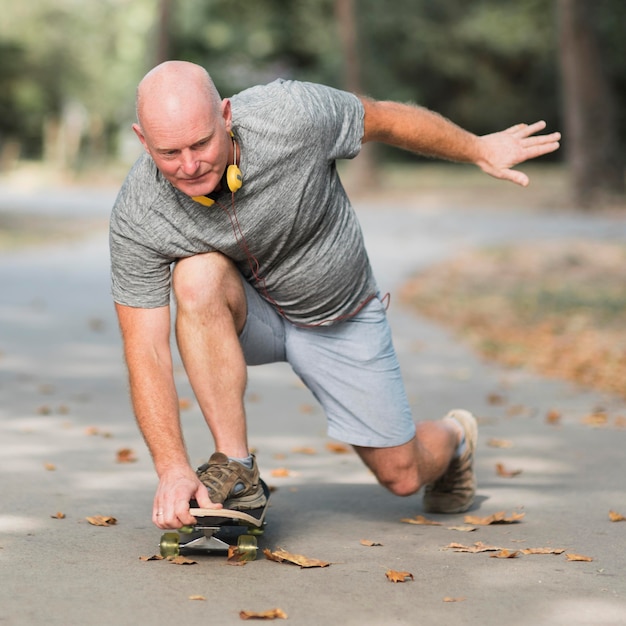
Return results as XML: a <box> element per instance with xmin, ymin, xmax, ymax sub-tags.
<box><xmin>133</xmin><ymin>98</ymin><xmax>232</xmax><ymax>198</ymax></box>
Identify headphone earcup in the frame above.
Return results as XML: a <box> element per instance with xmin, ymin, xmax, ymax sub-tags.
<box><xmin>226</xmin><ymin>164</ymin><xmax>243</xmax><ymax>193</ymax></box>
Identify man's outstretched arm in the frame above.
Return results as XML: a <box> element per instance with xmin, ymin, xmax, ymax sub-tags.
<box><xmin>360</xmin><ymin>98</ymin><xmax>561</xmax><ymax>187</ymax></box>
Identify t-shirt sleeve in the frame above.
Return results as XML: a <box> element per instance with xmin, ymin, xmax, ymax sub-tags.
<box><xmin>109</xmin><ymin>209</ymin><xmax>173</xmax><ymax>308</ymax></box>
<box><xmin>278</xmin><ymin>80</ymin><xmax>364</xmax><ymax>162</ymax></box>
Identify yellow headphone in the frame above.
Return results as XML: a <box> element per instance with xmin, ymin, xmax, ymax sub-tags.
<box><xmin>191</xmin><ymin>132</ymin><xmax>242</xmax><ymax>206</ymax></box>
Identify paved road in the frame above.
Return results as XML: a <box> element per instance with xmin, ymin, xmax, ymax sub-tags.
<box><xmin>1</xmin><ymin>185</ymin><xmax>625</xmax><ymax>625</ymax></box>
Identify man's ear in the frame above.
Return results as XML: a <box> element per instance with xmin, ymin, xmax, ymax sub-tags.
<box><xmin>220</xmin><ymin>98</ymin><xmax>232</xmax><ymax>132</ymax></box>
<box><xmin>132</xmin><ymin>123</ymin><xmax>150</xmax><ymax>153</ymax></box>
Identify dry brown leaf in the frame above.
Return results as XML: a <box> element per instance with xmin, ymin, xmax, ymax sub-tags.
<box><xmin>490</xmin><ymin>549</ymin><xmax>520</xmax><ymax>559</ymax></box>
<box><xmin>609</xmin><ymin>510</ymin><xmax>626</xmax><ymax>522</ymax></box>
<box><xmin>520</xmin><ymin>548</ymin><xmax>565</xmax><ymax>555</ymax></box>
<box><xmin>487</xmin><ymin>438</ymin><xmax>513</xmax><ymax>448</ymax></box>
<box><xmin>385</xmin><ymin>570</ymin><xmax>414</xmax><ymax>583</ymax></box>
<box><xmin>239</xmin><ymin>608</ymin><xmax>287</xmax><ymax>620</ymax></box>
<box><xmin>487</xmin><ymin>393</ymin><xmax>506</xmax><ymax>405</ymax></box>
<box><xmin>566</xmin><ymin>553</ymin><xmax>593</xmax><ymax>562</ymax></box>
<box><xmin>270</xmin><ymin>468</ymin><xmax>291</xmax><ymax>478</ymax></box>
<box><xmin>178</xmin><ymin>397</ymin><xmax>193</xmax><ymax>410</ymax></box>
<box><xmin>292</xmin><ymin>446</ymin><xmax>317</xmax><ymax>455</ymax></box>
<box><xmin>445</xmin><ymin>541</ymin><xmax>503</xmax><ymax>553</ymax></box>
<box><xmin>546</xmin><ymin>409</ymin><xmax>562</xmax><ymax>425</ymax></box>
<box><xmin>86</xmin><ymin>515</ymin><xmax>117</xmax><ymax>527</ymax></box>
<box><xmin>447</xmin><ymin>526</ymin><xmax>477</xmax><ymax>532</ymax></box>
<box><xmin>582</xmin><ymin>412</ymin><xmax>608</xmax><ymax>427</ymax></box>
<box><xmin>495</xmin><ymin>463</ymin><xmax>523</xmax><ymax>478</ymax></box>
<box><xmin>614</xmin><ymin>416</ymin><xmax>626</xmax><ymax>429</ymax></box>
<box><xmin>263</xmin><ymin>548</ymin><xmax>330</xmax><ymax>568</ymax></box>
<box><xmin>298</xmin><ymin>404</ymin><xmax>315</xmax><ymax>414</ymax></box>
<box><xmin>168</xmin><ymin>555</ymin><xmax>197</xmax><ymax>565</ymax></box>
<box><xmin>464</xmin><ymin>511</ymin><xmax>525</xmax><ymax>525</ymax></box>
<box><xmin>50</xmin><ymin>512</ymin><xmax>65</xmax><ymax>519</ymax></box>
<box><xmin>325</xmin><ymin>442</ymin><xmax>350</xmax><ymax>454</ymax></box>
<box><xmin>360</xmin><ymin>539</ymin><xmax>383</xmax><ymax>547</ymax></box>
<box><xmin>189</xmin><ymin>595</ymin><xmax>206</xmax><ymax>601</ymax></box>
<box><xmin>44</xmin><ymin>463</ymin><xmax>56</xmax><ymax>471</ymax></box>
<box><xmin>116</xmin><ymin>448</ymin><xmax>137</xmax><ymax>463</ymax></box>
<box><xmin>227</xmin><ymin>545</ymin><xmax>250</xmax><ymax>565</ymax></box>
<box><xmin>400</xmin><ymin>515</ymin><xmax>442</xmax><ymax>526</ymax></box>
<box><xmin>139</xmin><ymin>554</ymin><xmax>164</xmax><ymax>561</ymax></box>
<box><xmin>443</xmin><ymin>597</ymin><xmax>467</xmax><ymax>603</ymax></box>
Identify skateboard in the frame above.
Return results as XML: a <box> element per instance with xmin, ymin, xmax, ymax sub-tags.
<box><xmin>159</xmin><ymin>480</ymin><xmax>270</xmax><ymax>560</ymax></box>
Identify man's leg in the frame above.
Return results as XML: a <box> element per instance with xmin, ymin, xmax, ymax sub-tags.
<box><xmin>172</xmin><ymin>251</ymin><xmax>249</xmax><ymax>459</ymax></box>
<box><xmin>172</xmin><ymin>252</ymin><xmax>270</xmax><ymax>509</ymax></box>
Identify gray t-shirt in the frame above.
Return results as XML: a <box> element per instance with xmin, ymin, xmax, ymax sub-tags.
<box><xmin>109</xmin><ymin>79</ymin><xmax>377</xmax><ymax>325</ymax></box>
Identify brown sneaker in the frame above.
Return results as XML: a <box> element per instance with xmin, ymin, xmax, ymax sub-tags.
<box><xmin>423</xmin><ymin>409</ymin><xmax>478</xmax><ymax>514</ymax></box>
<box><xmin>196</xmin><ymin>452</ymin><xmax>266</xmax><ymax>510</ymax></box>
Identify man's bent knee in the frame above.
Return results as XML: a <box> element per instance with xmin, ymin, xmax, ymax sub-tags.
<box><xmin>354</xmin><ymin>440</ymin><xmax>421</xmax><ymax>497</ymax></box>
<box><xmin>173</xmin><ymin>252</ymin><xmax>247</xmax><ymax>331</ymax></box>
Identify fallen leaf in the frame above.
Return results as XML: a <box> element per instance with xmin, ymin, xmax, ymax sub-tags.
<box><xmin>298</xmin><ymin>404</ymin><xmax>315</xmax><ymax>414</ymax></box>
<box><xmin>609</xmin><ymin>510</ymin><xmax>626</xmax><ymax>522</ymax></box>
<box><xmin>270</xmin><ymin>468</ymin><xmax>291</xmax><ymax>478</ymax></box>
<box><xmin>178</xmin><ymin>397</ymin><xmax>193</xmax><ymax>410</ymax></box>
<box><xmin>292</xmin><ymin>446</ymin><xmax>317</xmax><ymax>455</ymax></box>
<box><xmin>227</xmin><ymin>545</ymin><xmax>250</xmax><ymax>565</ymax></box>
<box><xmin>490</xmin><ymin>549</ymin><xmax>520</xmax><ymax>559</ymax></box>
<box><xmin>360</xmin><ymin>539</ymin><xmax>383</xmax><ymax>547</ymax></box>
<box><xmin>400</xmin><ymin>515</ymin><xmax>442</xmax><ymax>526</ymax></box>
<box><xmin>86</xmin><ymin>515</ymin><xmax>117</xmax><ymax>527</ymax></box>
<box><xmin>444</xmin><ymin>541</ymin><xmax>503</xmax><ymax>553</ymax></box>
<box><xmin>50</xmin><ymin>512</ymin><xmax>65</xmax><ymax>519</ymax></box>
<box><xmin>168</xmin><ymin>555</ymin><xmax>197</xmax><ymax>565</ymax></box>
<box><xmin>239</xmin><ymin>608</ymin><xmax>287</xmax><ymax>620</ymax></box>
<box><xmin>263</xmin><ymin>547</ymin><xmax>330</xmax><ymax>568</ymax></box>
<box><xmin>37</xmin><ymin>405</ymin><xmax>52</xmax><ymax>415</ymax></box>
<box><xmin>487</xmin><ymin>393</ymin><xmax>506</xmax><ymax>405</ymax></box>
<box><xmin>582</xmin><ymin>412</ymin><xmax>608</xmax><ymax>427</ymax></box>
<box><xmin>614</xmin><ymin>416</ymin><xmax>626</xmax><ymax>429</ymax></box>
<box><xmin>520</xmin><ymin>548</ymin><xmax>565</xmax><ymax>555</ymax></box>
<box><xmin>464</xmin><ymin>511</ymin><xmax>525</xmax><ymax>525</ymax></box>
<box><xmin>116</xmin><ymin>448</ymin><xmax>137</xmax><ymax>463</ymax></box>
<box><xmin>44</xmin><ymin>463</ymin><xmax>56</xmax><ymax>471</ymax></box>
<box><xmin>189</xmin><ymin>595</ymin><xmax>206</xmax><ymax>601</ymax></box>
<box><xmin>566</xmin><ymin>553</ymin><xmax>593</xmax><ymax>562</ymax></box>
<box><xmin>546</xmin><ymin>409</ymin><xmax>562</xmax><ymax>425</ymax></box>
<box><xmin>487</xmin><ymin>438</ymin><xmax>513</xmax><ymax>448</ymax></box>
<box><xmin>443</xmin><ymin>597</ymin><xmax>466</xmax><ymax>603</ymax></box>
<box><xmin>139</xmin><ymin>554</ymin><xmax>164</xmax><ymax>561</ymax></box>
<box><xmin>495</xmin><ymin>463</ymin><xmax>523</xmax><ymax>478</ymax></box>
<box><xmin>326</xmin><ymin>442</ymin><xmax>350</xmax><ymax>454</ymax></box>
<box><xmin>447</xmin><ymin>526</ymin><xmax>477</xmax><ymax>532</ymax></box>
<box><xmin>385</xmin><ymin>570</ymin><xmax>414</xmax><ymax>583</ymax></box>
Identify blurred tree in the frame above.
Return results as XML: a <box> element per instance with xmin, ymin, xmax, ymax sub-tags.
<box><xmin>557</xmin><ymin>0</ymin><xmax>624</xmax><ymax>208</ymax></box>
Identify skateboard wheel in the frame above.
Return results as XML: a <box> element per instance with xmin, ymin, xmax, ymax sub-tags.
<box><xmin>160</xmin><ymin>532</ymin><xmax>180</xmax><ymax>558</ymax></box>
<box><xmin>236</xmin><ymin>534</ymin><xmax>258</xmax><ymax>561</ymax></box>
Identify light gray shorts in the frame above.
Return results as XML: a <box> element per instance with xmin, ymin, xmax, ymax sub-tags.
<box><xmin>239</xmin><ymin>280</ymin><xmax>416</xmax><ymax>448</ymax></box>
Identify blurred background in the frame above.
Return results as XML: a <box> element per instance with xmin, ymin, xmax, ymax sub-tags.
<box><xmin>0</xmin><ymin>0</ymin><xmax>624</xmax><ymax>208</ymax></box>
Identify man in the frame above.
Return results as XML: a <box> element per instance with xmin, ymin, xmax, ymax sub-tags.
<box><xmin>110</xmin><ymin>60</ymin><xmax>560</xmax><ymax>530</ymax></box>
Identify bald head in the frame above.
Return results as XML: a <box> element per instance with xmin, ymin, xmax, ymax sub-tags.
<box><xmin>135</xmin><ymin>61</ymin><xmax>222</xmax><ymax>134</ymax></box>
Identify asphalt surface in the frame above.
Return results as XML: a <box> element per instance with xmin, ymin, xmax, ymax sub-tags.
<box><xmin>1</xmin><ymin>181</ymin><xmax>626</xmax><ymax>625</ymax></box>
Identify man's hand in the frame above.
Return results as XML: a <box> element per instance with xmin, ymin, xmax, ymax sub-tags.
<box><xmin>152</xmin><ymin>466</ymin><xmax>222</xmax><ymax>529</ymax></box>
<box><xmin>476</xmin><ymin>121</ymin><xmax>561</xmax><ymax>187</ymax></box>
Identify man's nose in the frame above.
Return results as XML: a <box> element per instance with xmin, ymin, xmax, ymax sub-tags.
<box><xmin>180</xmin><ymin>150</ymin><xmax>199</xmax><ymax>175</ymax></box>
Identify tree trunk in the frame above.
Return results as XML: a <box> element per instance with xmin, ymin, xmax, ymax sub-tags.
<box><xmin>557</xmin><ymin>0</ymin><xmax>624</xmax><ymax>208</ymax></box>
<box><xmin>334</xmin><ymin>0</ymin><xmax>379</xmax><ymax>193</ymax></box>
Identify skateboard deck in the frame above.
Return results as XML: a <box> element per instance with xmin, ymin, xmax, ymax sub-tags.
<box><xmin>159</xmin><ymin>480</ymin><xmax>270</xmax><ymax>559</ymax></box>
